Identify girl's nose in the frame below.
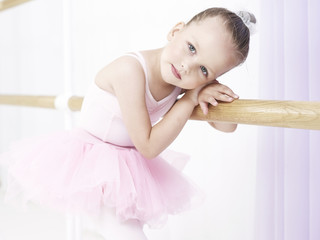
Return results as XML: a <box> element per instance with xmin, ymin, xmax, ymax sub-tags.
<box><xmin>181</xmin><ymin>62</ymin><xmax>190</xmax><ymax>74</ymax></box>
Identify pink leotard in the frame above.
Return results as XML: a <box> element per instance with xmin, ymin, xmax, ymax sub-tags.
<box><xmin>79</xmin><ymin>52</ymin><xmax>181</xmax><ymax>147</ymax></box>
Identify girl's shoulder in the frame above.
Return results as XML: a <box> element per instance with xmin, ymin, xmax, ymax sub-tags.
<box><xmin>95</xmin><ymin>54</ymin><xmax>146</xmax><ymax>94</ymax></box>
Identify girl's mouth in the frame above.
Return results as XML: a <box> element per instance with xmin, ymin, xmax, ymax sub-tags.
<box><xmin>171</xmin><ymin>64</ymin><xmax>181</xmax><ymax>80</ymax></box>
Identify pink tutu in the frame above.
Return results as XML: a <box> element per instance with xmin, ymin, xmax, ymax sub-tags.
<box><xmin>0</xmin><ymin>128</ymin><xmax>202</xmax><ymax>228</ymax></box>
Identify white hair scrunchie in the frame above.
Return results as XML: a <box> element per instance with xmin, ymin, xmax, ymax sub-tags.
<box><xmin>236</xmin><ymin>11</ymin><xmax>257</xmax><ymax>35</ymax></box>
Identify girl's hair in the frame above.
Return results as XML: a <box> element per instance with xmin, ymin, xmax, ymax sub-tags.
<box><xmin>187</xmin><ymin>8</ymin><xmax>256</xmax><ymax>65</ymax></box>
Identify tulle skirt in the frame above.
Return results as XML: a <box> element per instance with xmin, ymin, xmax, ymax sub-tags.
<box><xmin>0</xmin><ymin>128</ymin><xmax>202</xmax><ymax>228</ymax></box>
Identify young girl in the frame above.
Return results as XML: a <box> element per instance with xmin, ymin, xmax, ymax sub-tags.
<box><xmin>1</xmin><ymin>7</ymin><xmax>256</xmax><ymax>240</ymax></box>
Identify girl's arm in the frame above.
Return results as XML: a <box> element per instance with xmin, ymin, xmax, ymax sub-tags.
<box><xmin>198</xmin><ymin>81</ymin><xmax>238</xmax><ymax>133</ymax></box>
<box><xmin>207</xmin><ymin>122</ymin><xmax>237</xmax><ymax>133</ymax></box>
<box><xmin>97</xmin><ymin>56</ymin><xmax>199</xmax><ymax>159</ymax></box>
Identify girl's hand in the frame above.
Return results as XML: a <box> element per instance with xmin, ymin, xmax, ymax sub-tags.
<box><xmin>182</xmin><ymin>84</ymin><xmax>207</xmax><ymax>107</ymax></box>
<box><xmin>198</xmin><ymin>80</ymin><xmax>239</xmax><ymax>115</ymax></box>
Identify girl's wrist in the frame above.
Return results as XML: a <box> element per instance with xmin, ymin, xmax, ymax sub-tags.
<box><xmin>181</xmin><ymin>92</ymin><xmax>198</xmax><ymax>107</ymax></box>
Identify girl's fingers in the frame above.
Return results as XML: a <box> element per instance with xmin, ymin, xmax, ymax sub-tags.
<box><xmin>201</xmin><ymin>92</ymin><xmax>233</xmax><ymax>103</ymax></box>
<box><xmin>216</xmin><ymin>93</ymin><xmax>235</xmax><ymax>102</ymax></box>
<box><xmin>207</xmin><ymin>96</ymin><xmax>218</xmax><ymax>106</ymax></box>
<box><xmin>199</xmin><ymin>94</ymin><xmax>218</xmax><ymax>107</ymax></box>
<box><xmin>201</xmin><ymin>83</ymin><xmax>239</xmax><ymax>99</ymax></box>
<box><xmin>216</xmin><ymin>84</ymin><xmax>239</xmax><ymax>99</ymax></box>
<box><xmin>198</xmin><ymin>82</ymin><xmax>239</xmax><ymax>110</ymax></box>
<box><xmin>199</xmin><ymin>101</ymin><xmax>209</xmax><ymax>115</ymax></box>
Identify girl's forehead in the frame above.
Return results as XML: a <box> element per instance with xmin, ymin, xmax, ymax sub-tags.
<box><xmin>184</xmin><ymin>18</ymin><xmax>237</xmax><ymax>77</ymax></box>
<box><xmin>183</xmin><ymin>17</ymin><xmax>234</xmax><ymax>52</ymax></box>
<box><xmin>185</xmin><ymin>16</ymin><xmax>228</xmax><ymax>37</ymax></box>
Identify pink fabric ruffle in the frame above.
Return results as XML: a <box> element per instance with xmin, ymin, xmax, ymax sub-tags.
<box><xmin>0</xmin><ymin>128</ymin><xmax>202</xmax><ymax>228</ymax></box>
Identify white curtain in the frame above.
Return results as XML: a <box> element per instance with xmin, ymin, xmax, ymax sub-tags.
<box><xmin>255</xmin><ymin>0</ymin><xmax>320</xmax><ymax>239</ymax></box>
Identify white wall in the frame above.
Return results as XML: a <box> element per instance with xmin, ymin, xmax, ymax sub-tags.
<box><xmin>0</xmin><ymin>0</ymin><xmax>260</xmax><ymax>239</ymax></box>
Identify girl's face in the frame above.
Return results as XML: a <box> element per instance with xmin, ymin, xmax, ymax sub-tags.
<box><xmin>161</xmin><ymin>16</ymin><xmax>238</xmax><ymax>89</ymax></box>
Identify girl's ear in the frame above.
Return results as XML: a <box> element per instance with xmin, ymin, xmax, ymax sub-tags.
<box><xmin>167</xmin><ymin>22</ymin><xmax>186</xmax><ymax>41</ymax></box>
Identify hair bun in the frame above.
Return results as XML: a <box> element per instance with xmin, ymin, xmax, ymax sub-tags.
<box><xmin>236</xmin><ymin>11</ymin><xmax>257</xmax><ymax>35</ymax></box>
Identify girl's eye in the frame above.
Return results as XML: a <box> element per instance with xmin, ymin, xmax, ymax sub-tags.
<box><xmin>188</xmin><ymin>43</ymin><xmax>196</xmax><ymax>54</ymax></box>
<box><xmin>200</xmin><ymin>66</ymin><xmax>208</xmax><ymax>77</ymax></box>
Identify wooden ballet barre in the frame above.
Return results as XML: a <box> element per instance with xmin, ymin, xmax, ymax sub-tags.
<box><xmin>0</xmin><ymin>95</ymin><xmax>83</xmax><ymax>111</ymax></box>
<box><xmin>0</xmin><ymin>0</ymin><xmax>32</xmax><ymax>11</ymax></box>
<box><xmin>190</xmin><ymin>99</ymin><xmax>320</xmax><ymax>130</ymax></box>
<box><xmin>0</xmin><ymin>95</ymin><xmax>319</xmax><ymax>130</ymax></box>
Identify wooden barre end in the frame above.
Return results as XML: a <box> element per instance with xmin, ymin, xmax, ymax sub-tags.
<box><xmin>0</xmin><ymin>0</ymin><xmax>32</xmax><ymax>11</ymax></box>
<box><xmin>191</xmin><ymin>99</ymin><xmax>320</xmax><ymax>130</ymax></box>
